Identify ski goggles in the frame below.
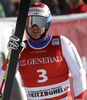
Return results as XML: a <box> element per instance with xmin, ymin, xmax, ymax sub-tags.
<box><xmin>26</xmin><ymin>14</ymin><xmax>52</xmax><ymax>28</ymax></box>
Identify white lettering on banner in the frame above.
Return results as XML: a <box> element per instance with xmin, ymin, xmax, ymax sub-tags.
<box><xmin>25</xmin><ymin>79</ymin><xmax>70</xmax><ymax>99</ymax></box>
<box><xmin>82</xmin><ymin>56</ymin><xmax>87</xmax><ymax>74</ymax></box>
<box><xmin>19</xmin><ymin>56</ymin><xmax>63</xmax><ymax>66</ymax></box>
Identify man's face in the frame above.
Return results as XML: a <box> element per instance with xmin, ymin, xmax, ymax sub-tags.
<box><xmin>27</xmin><ymin>25</ymin><xmax>45</xmax><ymax>40</ymax></box>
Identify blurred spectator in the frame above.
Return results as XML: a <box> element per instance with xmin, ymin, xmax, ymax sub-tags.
<box><xmin>11</xmin><ymin>0</ymin><xmax>20</xmax><ymax>2</ymax></box>
<box><xmin>0</xmin><ymin>2</ymin><xmax>6</xmax><ymax>17</ymax></box>
<box><xmin>31</xmin><ymin>0</ymin><xmax>41</xmax><ymax>3</ymax></box>
<box><xmin>13</xmin><ymin>2</ymin><xmax>20</xmax><ymax>16</ymax></box>
<box><xmin>11</xmin><ymin>0</ymin><xmax>20</xmax><ymax>16</ymax></box>
<box><xmin>10</xmin><ymin>0</ymin><xmax>41</xmax><ymax>16</ymax></box>
<box><xmin>84</xmin><ymin>0</ymin><xmax>87</xmax><ymax>3</ymax></box>
<box><xmin>41</xmin><ymin>0</ymin><xmax>60</xmax><ymax>15</ymax></box>
<box><xmin>66</xmin><ymin>0</ymin><xmax>87</xmax><ymax>14</ymax></box>
<box><xmin>58</xmin><ymin>0</ymin><xmax>69</xmax><ymax>15</ymax></box>
<box><xmin>0</xmin><ymin>0</ymin><xmax>14</xmax><ymax>17</ymax></box>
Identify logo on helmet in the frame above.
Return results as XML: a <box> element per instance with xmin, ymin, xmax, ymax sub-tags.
<box><xmin>29</xmin><ymin>9</ymin><xmax>45</xmax><ymax>13</ymax></box>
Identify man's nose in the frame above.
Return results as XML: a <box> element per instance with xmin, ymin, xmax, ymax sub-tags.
<box><xmin>32</xmin><ymin>24</ymin><xmax>39</xmax><ymax>28</ymax></box>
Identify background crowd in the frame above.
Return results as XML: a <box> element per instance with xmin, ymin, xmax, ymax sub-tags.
<box><xmin>0</xmin><ymin>0</ymin><xmax>87</xmax><ymax>17</ymax></box>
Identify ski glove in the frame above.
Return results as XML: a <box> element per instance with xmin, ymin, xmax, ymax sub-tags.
<box><xmin>7</xmin><ymin>30</ymin><xmax>25</xmax><ymax>53</ymax></box>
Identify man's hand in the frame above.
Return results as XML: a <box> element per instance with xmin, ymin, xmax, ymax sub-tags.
<box><xmin>7</xmin><ymin>30</ymin><xmax>25</xmax><ymax>53</ymax></box>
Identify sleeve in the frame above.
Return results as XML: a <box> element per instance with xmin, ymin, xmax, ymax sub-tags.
<box><xmin>0</xmin><ymin>59</ymin><xmax>8</xmax><ymax>90</ymax></box>
<box><xmin>60</xmin><ymin>35</ymin><xmax>86</xmax><ymax>99</ymax></box>
<box><xmin>0</xmin><ymin>53</ymin><xmax>19</xmax><ymax>93</ymax></box>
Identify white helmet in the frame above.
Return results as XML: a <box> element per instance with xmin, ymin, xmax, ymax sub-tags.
<box><xmin>28</xmin><ymin>3</ymin><xmax>51</xmax><ymax>17</ymax></box>
<box><xmin>26</xmin><ymin>3</ymin><xmax>52</xmax><ymax>40</ymax></box>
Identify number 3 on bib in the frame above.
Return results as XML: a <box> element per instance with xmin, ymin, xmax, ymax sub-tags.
<box><xmin>37</xmin><ymin>69</ymin><xmax>48</xmax><ymax>83</ymax></box>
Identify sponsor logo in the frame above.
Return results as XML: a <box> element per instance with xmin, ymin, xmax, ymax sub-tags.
<box><xmin>19</xmin><ymin>56</ymin><xmax>63</xmax><ymax>66</ymax></box>
<box><xmin>29</xmin><ymin>9</ymin><xmax>45</xmax><ymax>13</ymax></box>
<box><xmin>71</xmin><ymin>47</ymin><xmax>81</xmax><ymax>69</ymax></box>
<box><xmin>52</xmin><ymin>38</ymin><xmax>59</xmax><ymax>45</ymax></box>
<box><xmin>27</xmin><ymin>86</ymin><xmax>63</xmax><ymax>98</ymax></box>
<box><xmin>31</xmin><ymin>50</ymin><xmax>47</xmax><ymax>54</ymax></box>
<box><xmin>25</xmin><ymin>80</ymin><xmax>70</xmax><ymax>99</ymax></box>
<box><xmin>68</xmin><ymin>41</ymin><xmax>72</xmax><ymax>46</ymax></box>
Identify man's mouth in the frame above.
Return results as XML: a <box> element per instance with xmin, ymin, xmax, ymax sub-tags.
<box><xmin>33</xmin><ymin>31</ymin><xmax>39</xmax><ymax>34</ymax></box>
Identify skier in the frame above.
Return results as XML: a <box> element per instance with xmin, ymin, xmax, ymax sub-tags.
<box><xmin>0</xmin><ymin>3</ymin><xmax>86</xmax><ymax>100</ymax></box>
